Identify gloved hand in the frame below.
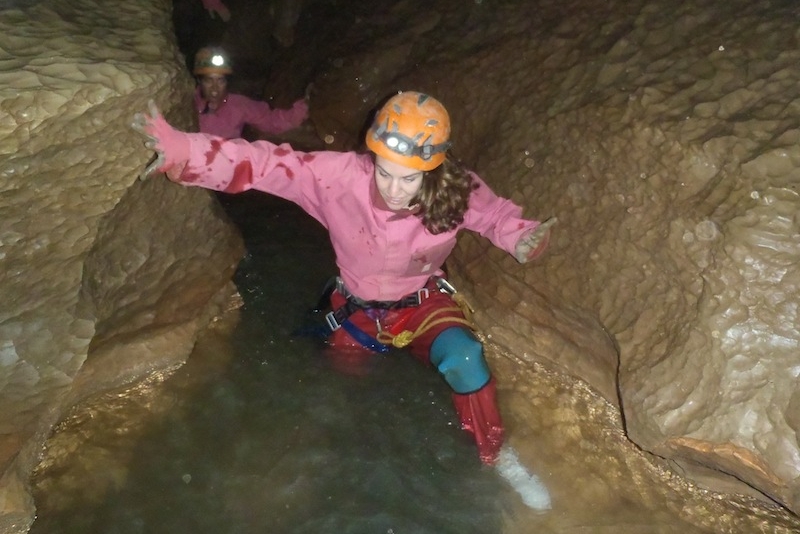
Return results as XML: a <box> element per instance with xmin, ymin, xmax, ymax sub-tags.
<box><xmin>514</xmin><ymin>217</ymin><xmax>557</xmax><ymax>263</ymax></box>
<box><xmin>201</xmin><ymin>0</ymin><xmax>231</xmax><ymax>21</ymax></box>
<box><xmin>131</xmin><ymin>100</ymin><xmax>190</xmax><ymax>181</ymax></box>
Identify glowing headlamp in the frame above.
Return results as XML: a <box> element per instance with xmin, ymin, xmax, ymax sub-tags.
<box><xmin>385</xmin><ymin>135</ymin><xmax>410</xmax><ymax>154</ymax></box>
<box><xmin>374</xmin><ymin>131</ymin><xmax>450</xmax><ymax>161</ymax></box>
<box><xmin>211</xmin><ymin>54</ymin><xmax>225</xmax><ymax>67</ymax></box>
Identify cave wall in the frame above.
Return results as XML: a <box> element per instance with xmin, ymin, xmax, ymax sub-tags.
<box><xmin>0</xmin><ymin>1</ymin><xmax>243</xmax><ymax>531</ymax></box>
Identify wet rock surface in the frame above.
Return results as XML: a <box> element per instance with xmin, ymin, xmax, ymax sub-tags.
<box><xmin>0</xmin><ymin>1</ymin><xmax>243</xmax><ymax>532</ymax></box>
<box><xmin>2</xmin><ymin>0</ymin><xmax>800</xmax><ymax>530</ymax></box>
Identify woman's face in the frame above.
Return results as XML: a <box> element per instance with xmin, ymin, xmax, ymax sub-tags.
<box><xmin>374</xmin><ymin>156</ymin><xmax>424</xmax><ymax>210</ymax></box>
<box><xmin>199</xmin><ymin>74</ymin><xmax>229</xmax><ymax>109</ymax></box>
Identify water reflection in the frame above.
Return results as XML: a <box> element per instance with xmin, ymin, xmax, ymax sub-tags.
<box><xmin>30</xmin><ymin>193</ymin><xmax>800</xmax><ymax>533</ymax></box>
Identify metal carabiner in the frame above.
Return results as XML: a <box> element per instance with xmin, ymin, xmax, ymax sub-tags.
<box><xmin>435</xmin><ymin>277</ymin><xmax>457</xmax><ymax>295</ymax></box>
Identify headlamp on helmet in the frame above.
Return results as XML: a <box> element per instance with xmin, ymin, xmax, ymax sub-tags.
<box><xmin>193</xmin><ymin>47</ymin><xmax>233</xmax><ymax>76</ymax></box>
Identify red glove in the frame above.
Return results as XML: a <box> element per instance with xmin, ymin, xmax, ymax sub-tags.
<box><xmin>131</xmin><ymin>100</ymin><xmax>191</xmax><ymax>181</ymax></box>
<box><xmin>514</xmin><ymin>217</ymin><xmax>557</xmax><ymax>263</ymax></box>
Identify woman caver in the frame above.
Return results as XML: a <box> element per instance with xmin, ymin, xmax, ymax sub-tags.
<box><xmin>193</xmin><ymin>46</ymin><xmax>308</xmax><ymax>139</ymax></box>
<box><xmin>132</xmin><ymin>91</ymin><xmax>556</xmax><ymax>467</ymax></box>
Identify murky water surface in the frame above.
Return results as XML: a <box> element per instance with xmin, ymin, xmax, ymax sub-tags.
<box><xmin>30</xmin><ymin>194</ymin><xmax>800</xmax><ymax>533</ymax></box>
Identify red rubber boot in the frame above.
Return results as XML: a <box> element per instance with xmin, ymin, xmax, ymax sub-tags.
<box><xmin>451</xmin><ymin>377</ymin><xmax>504</xmax><ymax>464</ymax></box>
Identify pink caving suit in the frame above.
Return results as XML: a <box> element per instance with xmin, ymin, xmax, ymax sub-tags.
<box><xmin>200</xmin><ymin>0</ymin><xmax>227</xmax><ymax>12</ymax></box>
<box><xmin>194</xmin><ymin>87</ymin><xmax>308</xmax><ymax>139</ymax></box>
<box><xmin>149</xmin><ymin>117</ymin><xmax>543</xmax><ymax>463</ymax></box>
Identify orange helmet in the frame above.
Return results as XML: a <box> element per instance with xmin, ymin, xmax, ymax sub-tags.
<box><xmin>193</xmin><ymin>47</ymin><xmax>232</xmax><ymax>76</ymax></box>
<box><xmin>365</xmin><ymin>91</ymin><xmax>451</xmax><ymax>171</ymax></box>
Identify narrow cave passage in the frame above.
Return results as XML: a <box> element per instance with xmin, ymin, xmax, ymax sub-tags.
<box><xmin>26</xmin><ymin>1</ymin><xmax>800</xmax><ymax>532</ymax></box>
<box><xmin>30</xmin><ymin>190</ymin><xmax>518</xmax><ymax>533</ymax></box>
<box><xmin>30</xmin><ymin>2</ymin><xmax>521</xmax><ymax>532</ymax></box>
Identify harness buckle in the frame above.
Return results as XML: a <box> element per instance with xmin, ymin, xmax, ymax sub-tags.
<box><xmin>417</xmin><ymin>287</ymin><xmax>430</xmax><ymax>303</ymax></box>
<box><xmin>325</xmin><ymin>310</ymin><xmax>342</xmax><ymax>331</ymax></box>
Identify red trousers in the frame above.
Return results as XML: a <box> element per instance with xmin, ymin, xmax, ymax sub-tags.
<box><xmin>327</xmin><ymin>288</ymin><xmax>504</xmax><ymax>464</ymax></box>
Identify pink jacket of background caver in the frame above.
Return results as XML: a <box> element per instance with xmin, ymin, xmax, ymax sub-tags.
<box><xmin>173</xmin><ymin>134</ymin><xmax>541</xmax><ymax>301</ymax></box>
<box><xmin>194</xmin><ymin>88</ymin><xmax>308</xmax><ymax>139</ymax></box>
<box><xmin>200</xmin><ymin>0</ymin><xmax>227</xmax><ymax>11</ymax></box>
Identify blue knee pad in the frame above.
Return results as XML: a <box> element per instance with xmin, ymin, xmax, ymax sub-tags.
<box><xmin>429</xmin><ymin>327</ymin><xmax>491</xmax><ymax>394</ymax></box>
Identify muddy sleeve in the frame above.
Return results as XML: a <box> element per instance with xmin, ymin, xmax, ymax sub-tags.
<box><xmin>174</xmin><ymin>133</ymin><xmax>357</xmax><ymax>223</ymax></box>
<box><xmin>462</xmin><ymin>173</ymin><xmax>540</xmax><ymax>255</ymax></box>
<box><xmin>243</xmin><ymin>97</ymin><xmax>308</xmax><ymax>135</ymax></box>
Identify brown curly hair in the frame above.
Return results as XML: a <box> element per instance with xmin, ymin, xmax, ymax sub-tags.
<box><xmin>413</xmin><ymin>155</ymin><xmax>478</xmax><ymax>234</ymax></box>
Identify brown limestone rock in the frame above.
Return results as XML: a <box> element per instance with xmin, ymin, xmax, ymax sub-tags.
<box><xmin>448</xmin><ymin>235</ymin><xmax>620</xmax><ymax>407</ymax></box>
<box><xmin>661</xmin><ymin>437</ymin><xmax>788</xmax><ymax>505</ymax></box>
<box><xmin>431</xmin><ymin>0</ymin><xmax>800</xmax><ymax>514</ymax></box>
<box><xmin>0</xmin><ymin>0</ymin><xmax>243</xmax><ymax>531</ymax></box>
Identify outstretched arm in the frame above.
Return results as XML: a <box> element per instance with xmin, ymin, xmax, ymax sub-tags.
<box><xmin>131</xmin><ymin>99</ymin><xmax>293</xmax><ymax>192</ymax></box>
<box><xmin>201</xmin><ymin>0</ymin><xmax>231</xmax><ymax>21</ymax></box>
<box><xmin>134</xmin><ymin>99</ymin><xmax>298</xmax><ymax>191</ymax></box>
<box><xmin>244</xmin><ymin>96</ymin><xmax>309</xmax><ymax>135</ymax></box>
<box><xmin>131</xmin><ymin>100</ymin><xmax>365</xmax><ymax>226</ymax></box>
<box><xmin>463</xmin><ymin>173</ymin><xmax>556</xmax><ymax>261</ymax></box>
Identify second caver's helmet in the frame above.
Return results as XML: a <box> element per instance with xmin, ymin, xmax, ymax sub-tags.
<box><xmin>193</xmin><ymin>47</ymin><xmax>233</xmax><ymax>76</ymax></box>
<box><xmin>365</xmin><ymin>91</ymin><xmax>451</xmax><ymax>171</ymax></box>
